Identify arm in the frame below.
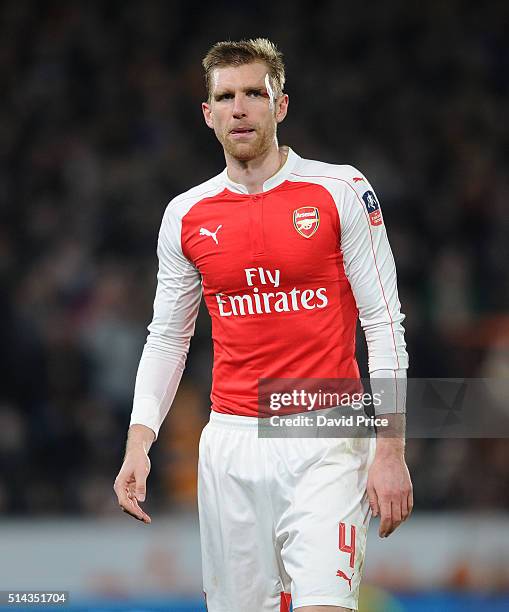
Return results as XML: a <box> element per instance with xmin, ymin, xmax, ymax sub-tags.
<box><xmin>367</xmin><ymin>412</ymin><xmax>413</xmax><ymax>537</ymax></box>
<box><xmin>337</xmin><ymin>168</ymin><xmax>412</xmax><ymax>537</ymax></box>
<box><xmin>114</xmin><ymin>201</ymin><xmax>202</xmax><ymax>523</ymax></box>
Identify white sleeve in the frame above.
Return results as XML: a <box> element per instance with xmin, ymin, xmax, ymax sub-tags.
<box><xmin>338</xmin><ymin>166</ymin><xmax>408</xmax><ymax>414</ymax></box>
<box><xmin>370</xmin><ymin>368</ymin><xmax>407</xmax><ymax>414</ymax></box>
<box><xmin>129</xmin><ymin>202</ymin><xmax>202</xmax><ymax>439</ymax></box>
<box><xmin>336</xmin><ymin>166</ymin><xmax>409</xmax><ymax>411</ymax></box>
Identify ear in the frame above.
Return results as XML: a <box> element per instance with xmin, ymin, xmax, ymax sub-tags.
<box><xmin>275</xmin><ymin>93</ymin><xmax>289</xmax><ymax>124</ymax></box>
<box><xmin>202</xmin><ymin>101</ymin><xmax>214</xmax><ymax>129</ymax></box>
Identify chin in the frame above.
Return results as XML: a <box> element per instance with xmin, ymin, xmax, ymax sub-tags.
<box><xmin>225</xmin><ymin>141</ymin><xmax>260</xmax><ymax>161</ymax></box>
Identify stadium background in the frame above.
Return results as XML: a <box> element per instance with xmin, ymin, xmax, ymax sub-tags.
<box><xmin>1</xmin><ymin>0</ymin><xmax>508</xmax><ymax>610</ymax></box>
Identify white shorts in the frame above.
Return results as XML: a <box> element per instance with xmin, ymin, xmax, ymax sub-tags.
<box><xmin>198</xmin><ymin>411</ymin><xmax>376</xmax><ymax>611</ymax></box>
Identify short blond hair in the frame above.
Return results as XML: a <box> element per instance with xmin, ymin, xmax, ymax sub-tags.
<box><xmin>202</xmin><ymin>38</ymin><xmax>285</xmax><ymax>102</ymax></box>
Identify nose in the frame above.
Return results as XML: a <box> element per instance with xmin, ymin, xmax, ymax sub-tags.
<box><xmin>232</xmin><ymin>93</ymin><xmax>247</xmax><ymax>118</ymax></box>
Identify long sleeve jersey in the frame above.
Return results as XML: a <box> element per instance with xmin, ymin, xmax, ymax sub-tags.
<box><xmin>130</xmin><ymin>147</ymin><xmax>408</xmax><ymax>437</ymax></box>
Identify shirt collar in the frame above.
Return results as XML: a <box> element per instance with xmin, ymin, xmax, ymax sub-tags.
<box><xmin>221</xmin><ymin>146</ymin><xmax>299</xmax><ymax>195</ymax></box>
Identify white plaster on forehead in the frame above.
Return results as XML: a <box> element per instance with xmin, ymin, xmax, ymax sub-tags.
<box><xmin>264</xmin><ymin>73</ymin><xmax>275</xmax><ymax>111</ymax></box>
<box><xmin>211</xmin><ymin>70</ymin><xmax>219</xmax><ymax>94</ymax></box>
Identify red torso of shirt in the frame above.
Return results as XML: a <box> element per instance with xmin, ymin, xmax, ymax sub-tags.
<box><xmin>180</xmin><ymin>180</ymin><xmax>359</xmax><ymax>416</ymax></box>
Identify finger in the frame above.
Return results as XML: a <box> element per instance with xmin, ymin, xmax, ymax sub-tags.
<box><xmin>385</xmin><ymin>499</ymin><xmax>402</xmax><ymax>537</ymax></box>
<box><xmin>407</xmin><ymin>488</ymin><xmax>414</xmax><ymax>517</ymax></box>
<box><xmin>113</xmin><ymin>473</ymin><xmax>128</xmax><ymax>498</ymax></box>
<box><xmin>114</xmin><ymin>474</ymin><xmax>132</xmax><ymax>508</ymax></box>
<box><xmin>121</xmin><ymin>496</ymin><xmax>152</xmax><ymax>523</ymax></box>
<box><xmin>122</xmin><ymin>507</ymin><xmax>144</xmax><ymax>521</ymax></box>
<box><xmin>401</xmin><ymin>492</ymin><xmax>409</xmax><ymax>521</ymax></box>
<box><xmin>116</xmin><ymin>477</ymin><xmax>151</xmax><ymax>524</ymax></box>
<box><xmin>134</xmin><ymin>470</ymin><xmax>148</xmax><ymax>502</ymax></box>
<box><xmin>367</xmin><ymin>484</ymin><xmax>380</xmax><ymax>518</ymax></box>
<box><xmin>118</xmin><ymin>490</ymin><xmax>143</xmax><ymax>519</ymax></box>
<box><xmin>126</xmin><ymin>490</ymin><xmax>151</xmax><ymax>522</ymax></box>
<box><xmin>121</xmin><ymin>506</ymin><xmax>151</xmax><ymax>524</ymax></box>
<box><xmin>379</xmin><ymin>500</ymin><xmax>392</xmax><ymax>537</ymax></box>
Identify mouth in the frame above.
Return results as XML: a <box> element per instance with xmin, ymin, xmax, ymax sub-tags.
<box><xmin>230</xmin><ymin>128</ymin><xmax>256</xmax><ymax>138</ymax></box>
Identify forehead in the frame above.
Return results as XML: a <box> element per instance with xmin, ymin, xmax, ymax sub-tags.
<box><xmin>211</xmin><ymin>61</ymin><xmax>269</xmax><ymax>92</ymax></box>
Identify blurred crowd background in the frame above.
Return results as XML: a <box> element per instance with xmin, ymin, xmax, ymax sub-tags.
<box><xmin>1</xmin><ymin>0</ymin><xmax>508</xmax><ymax>517</ymax></box>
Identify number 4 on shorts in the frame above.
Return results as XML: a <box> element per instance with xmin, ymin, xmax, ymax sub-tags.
<box><xmin>339</xmin><ymin>522</ymin><xmax>356</xmax><ymax>568</ymax></box>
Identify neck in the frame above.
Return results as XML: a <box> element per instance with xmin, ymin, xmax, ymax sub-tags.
<box><xmin>225</xmin><ymin>144</ymin><xmax>288</xmax><ymax>194</ymax></box>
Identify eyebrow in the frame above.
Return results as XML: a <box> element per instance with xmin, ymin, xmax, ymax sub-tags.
<box><xmin>213</xmin><ymin>86</ymin><xmax>267</xmax><ymax>99</ymax></box>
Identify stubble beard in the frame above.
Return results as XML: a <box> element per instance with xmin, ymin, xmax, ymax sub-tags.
<box><xmin>220</xmin><ymin>123</ymin><xmax>276</xmax><ymax>162</ymax></box>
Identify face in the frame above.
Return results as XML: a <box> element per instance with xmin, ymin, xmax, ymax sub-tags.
<box><xmin>202</xmin><ymin>61</ymin><xmax>288</xmax><ymax>162</ymax></box>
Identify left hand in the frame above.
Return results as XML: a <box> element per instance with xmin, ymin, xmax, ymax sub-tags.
<box><xmin>367</xmin><ymin>442</ymin><xmax>413</xmax><ymax>537</ymax></box>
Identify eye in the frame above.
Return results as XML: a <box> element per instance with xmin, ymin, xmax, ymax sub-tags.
<box><xmin>215</xmin><ymin>93</ymin><xmax>234</xmax><ymax>101</ymax></box>
<box><xmin>247</xmin><ymin>90</ymin><xmax>262</xmax><ymax>97</ymax></box>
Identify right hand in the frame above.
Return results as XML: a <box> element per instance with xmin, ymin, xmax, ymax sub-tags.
<box><xmin>114</xmin><ymin>448</ymin><xmax>152</xmax><ymax>524</ymax></box>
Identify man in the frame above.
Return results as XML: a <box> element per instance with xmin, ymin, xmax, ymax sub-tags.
<box><xmin>114</xmin><ymin>38</ymin><xmax>412</xmax><ymax>612</ymax></box>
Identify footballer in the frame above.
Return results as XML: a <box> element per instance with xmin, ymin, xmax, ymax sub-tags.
<box><xmin>114</xmin><ymin>38</ymin><xmax>413</xmax><ymax>612</ymax></box>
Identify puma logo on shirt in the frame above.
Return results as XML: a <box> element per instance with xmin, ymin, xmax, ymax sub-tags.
<box><xmin>200</xmin><ymin>225</ymin><xmax>223</xmax><ymax>245</ymax></box>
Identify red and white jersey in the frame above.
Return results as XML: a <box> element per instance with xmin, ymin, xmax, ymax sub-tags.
<box><xmin>130</xmin><ymin>147</ymin><xmax>408</xmax><ymax>436</ymax></box>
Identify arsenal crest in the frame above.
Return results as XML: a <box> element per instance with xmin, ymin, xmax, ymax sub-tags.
<box><xmin>293</xmin><ymin>206</ymin><xmax>320</xmax><ymax>238</ymax></box>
